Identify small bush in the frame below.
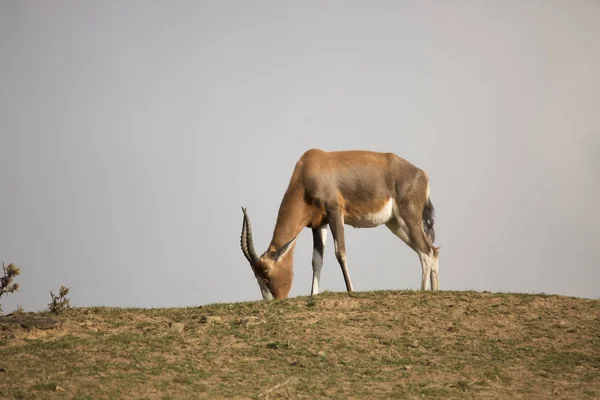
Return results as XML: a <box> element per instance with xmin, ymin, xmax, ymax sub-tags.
<box><xmin>0</xmin><ymin>262</ymin><xmax>21</xmax><ymax>314</ymax></box>
<box><xmin>48</xmin><ymin>286</ymin><xmax>71</xmax><ymax>315</ymax></box>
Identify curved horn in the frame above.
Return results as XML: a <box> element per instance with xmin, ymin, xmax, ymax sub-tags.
<box><xmin>241</xmin><ymin>207</ymin><xmax>259</xmax><ymax>264</ymax></box>
<box><xmin>240</xmin><ymin>212</ymin><xmax>251</xmax><ymax>263</ymax></box>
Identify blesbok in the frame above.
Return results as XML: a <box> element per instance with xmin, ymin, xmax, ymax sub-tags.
<box><xmin>240</xmin><ymin>148</ymin><xmax>439</xmax><ymax>300</ymax></box>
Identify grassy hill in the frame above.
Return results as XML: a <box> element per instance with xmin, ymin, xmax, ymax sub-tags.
<box><xmin>0</xmin><ymin>290</ymin><xmax>599</xmax><ymax>399</ymax></box>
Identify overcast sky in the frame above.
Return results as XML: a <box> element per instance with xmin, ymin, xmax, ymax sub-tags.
<box><xmin>1</xmin><ymin>1</ymin><xmax>599</xmax><ymax>313</ymax></box>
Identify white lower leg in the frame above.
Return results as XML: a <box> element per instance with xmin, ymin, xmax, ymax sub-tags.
<box><xmin>311</xmin><ymin>259</ymin><xmax>322</xmax><ymax>295</ymax></box>
<box><xmin>421</xmin><ymin>265</ymin><xmax>431</xmax><ymax>290</ymax></box>
<box><xmin>419</xmin><ymin>252</ymin><xmax>434</xmax><ymax>290</ymax></box>
<box><xmin>430</xmin><ymin>255</ymin><xmax>439</xmax><ymax>291</ymax></box>
<box><xmin>311</xmin><ymin>228</ymin><xmax>326</xmax><ymax>295</ymax></box>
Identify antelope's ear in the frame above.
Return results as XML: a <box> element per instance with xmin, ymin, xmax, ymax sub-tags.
<box><xmin>271</xmin><ymin>235</ymin><xmax>298</xmax><ymax>262</ymax></box>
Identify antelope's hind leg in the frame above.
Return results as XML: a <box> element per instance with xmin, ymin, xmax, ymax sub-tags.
<box><xmin>386</xmin><ymin>214</ymin><xmax>438</xmax><ymax>291</ymax></box>
<box><xmin>421</xmin><ymin>249</ymin><xmax>439</xmax><ymax>291</ymax></box>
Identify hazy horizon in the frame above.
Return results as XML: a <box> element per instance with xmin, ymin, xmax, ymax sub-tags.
<box><xmin>1</xmin><ymin>1</ymin><xmax>599</xmax><ymax>313</ymax></box>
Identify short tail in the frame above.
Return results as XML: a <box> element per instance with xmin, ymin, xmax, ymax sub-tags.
<box><xmin>422</xmin><ymin>197</ymin><xmax>435</xmax><ymax>244</ymax></box>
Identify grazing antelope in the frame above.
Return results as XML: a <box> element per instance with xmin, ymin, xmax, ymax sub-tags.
<box><xmin>240</xmin><ymin>148</ymin><xmax>439</xmax><ymax>300</ymax></box>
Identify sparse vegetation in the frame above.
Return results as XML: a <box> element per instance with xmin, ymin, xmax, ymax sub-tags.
<box><xmin>0</xmin><ymin>262</ymin><xmax>21</xmax><ymax>315</ymax></box>
<box><xmin>0</xmin><ymin>290</ymin><xmax>598</xmax><ymax>399</ymax></box>
<box><xmin>47</xmin><ymin>286</ymin><xmax>71</xmax><ymax>315</ymax></box>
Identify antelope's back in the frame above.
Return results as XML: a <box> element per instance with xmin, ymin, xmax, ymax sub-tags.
<box><xmin>298</xmin><ymin>149</ymin><xmax>399</xmax><ymax>205</ymax></box>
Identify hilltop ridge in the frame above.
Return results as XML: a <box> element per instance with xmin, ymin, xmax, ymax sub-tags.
<box><xmin>1</xmin><ymin>290</ymin><xmax>599</xmax><ymax>399</ymax></box>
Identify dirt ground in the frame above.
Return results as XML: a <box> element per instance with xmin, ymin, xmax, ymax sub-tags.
<box><xmin>1</xmin><ymin>290</ymin><xmax>599</xmax><ymax>399</ymax></box>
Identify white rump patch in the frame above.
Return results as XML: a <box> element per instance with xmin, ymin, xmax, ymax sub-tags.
<box><xmin>345</xmin><ymin>198</ymin><xmax>394</xmax><ymax>228</ymax></box>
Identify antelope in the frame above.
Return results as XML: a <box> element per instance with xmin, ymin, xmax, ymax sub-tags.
<box><xmin>240</xmin><ymin>148</ymin><xmax>439</xmax><ymax>300</ymax></box>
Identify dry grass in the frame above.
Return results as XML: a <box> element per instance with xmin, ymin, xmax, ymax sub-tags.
<box><xmin>0</xmin><ymin>290</ymin><xmax>599</xmax><ymax>399</ymax></box>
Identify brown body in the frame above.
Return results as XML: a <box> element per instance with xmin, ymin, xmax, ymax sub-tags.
<box><xmin>241</xmin><ymin>149</ymin><xmax>439</xmax><ymax>300</ymax></box>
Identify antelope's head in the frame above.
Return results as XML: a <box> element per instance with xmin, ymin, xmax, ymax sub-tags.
<box><xmin>240</xmin><ymin>207</ymin><xmax>297</xmax><ymax>300</ymax></box>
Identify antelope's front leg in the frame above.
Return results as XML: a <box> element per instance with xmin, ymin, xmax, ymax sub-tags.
<box><xmin>327</xmin><ymin>209</ymin><xmax>354</xmax><ymax>292</ymax></box>
<box><xmin>311</xmin><ymin>226</ymin><xmax>328</xmax><ymax>295</ymax></box>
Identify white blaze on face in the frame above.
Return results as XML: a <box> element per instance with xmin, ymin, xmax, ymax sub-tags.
<box><xmin>256</xmin><ymin>276</ymin><xmax>273</xmax><ymax>300</ymax></box>
<box><xmin>261</xmin><ymin>286</ymin><xmax>274</xmax><ymax>300</ymax></box>
<box><xmin>345</xmin><ymin>198</ymin><xmax>394</xmax><ymax>228</ymax></box>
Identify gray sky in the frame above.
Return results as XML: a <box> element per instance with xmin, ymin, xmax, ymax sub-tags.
<box><xmin>1</xmin><ymin>1</ymin><xmax>599</xmax><ymax>313</ymax></box>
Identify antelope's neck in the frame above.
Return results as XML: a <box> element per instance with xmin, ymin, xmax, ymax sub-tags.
<box><xmin>268</xmin><ymin>190</ymin><xmax>309</xmax><ymax>251</ymax></box>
